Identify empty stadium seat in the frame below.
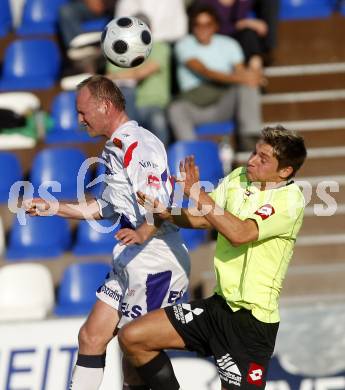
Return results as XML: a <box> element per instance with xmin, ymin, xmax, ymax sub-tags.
<box><xmin>0</xmin><ymin>152</ymin><xmax>22</xmax><ymax>203</ymax></box>
<box><xmin>340</xmin><ymin>1</ymin><xmax>345</xmax><ymax>15</ymax></box>
<box><xmin>0</xmin><ymin>263</ymin><xmax>54</xmax><ymax>321</ymax></box>
<box><xmin>6</xmin><ymin>215</ymin><xmax>71</xmax><ymax>259</ymax></box>
<box><xmin>88</xmin><ymin>157</ymin><xmax>106</xmax><ymax>197</ymax></box>
<box><xmin>195</xmin><ymin>120</ymin><xmax>235</xmax><ymax>137</ymax></box>
<box><xmin>82</xmin><ymin>17</ymin><xmax>110</xmax><ymax>32</ymax></box>
<box><xmin>179</xmin><ymin>228</ymin><xmax>208</xmax><ymax>251</ymax></box>
<box><xmin>54</xmin><ymin>262</ymin><xmax>111</xmax><ymax>316</ymax></box>
<box><xmin>30</xmin><ymin>147</ymin><xmax>91</xmax><ymax>200</ymax></box>
<box><xmin>0</xmin><ymin>217</ymin><xmax>5</xmax><ymax>256</ymax></box>
<box><xmin>46</xmin><ymin>91</ymin><xmax>96</xmax><ymax>143</ymax></box>
<box><xmin>73</xmin><ymin>219</ymin><xmax>119</xmax><ymax>256</ymax></box>
<box><xmin>16</xmin><ymin>0</ymin><xmax>68</xmax><ymax>35</ymax></box>
<box><xmin>0</xmin><ymin>38</ymin><xmax>61</xmax><ymax>91</ymax></box>
<box><xmin>0</xmin><ymin>0</ymin><xmax>12</xmax><ymax>37</ymax></box>
<box><xmin>168</xmin><ymin>140</ymin><xmax>224</xmax><ymax>187</ymax></box>
<box><xmin>279</xmin><ymin>0</ymin><xmax>333</xmax><ymax>20</ymax></box>
<box><xmin>0</xmin><ymin>91</ymin><xmax>40</xmax><ymax>115</ymax></box>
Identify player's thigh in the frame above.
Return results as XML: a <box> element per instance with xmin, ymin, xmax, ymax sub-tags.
<box><xmin>119</xmin><ymin>308</ymin><xmax>186</xmax><ymax>351</ymax></box>
<box><xmin>80</xmin><ymin>299</ymin><xmax>120</xmax><ymax>342</ymax></box>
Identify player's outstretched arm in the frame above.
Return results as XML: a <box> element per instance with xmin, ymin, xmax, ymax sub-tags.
<box><xmin>137</xmin><ymin>191</ymin><xmax>211</xmax><ymax>229</ymax></box>
<box><xmin>182</xmin><ymin>156</ymin><xmax>259</xmax><ymax>246</ymax></box>
<box><xmin>23</xmin><ymin>198</ymin><xmax>101</xmax><ymax>220</ymax></box>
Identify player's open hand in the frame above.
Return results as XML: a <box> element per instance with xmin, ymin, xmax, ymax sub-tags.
<box><xmin>177</xmin><ymin>156</ymin><xmax>201</xmax><ymax>199</ymax></box>
<box><xmin>23</xmin><ymin>198</ymin><xmax>55</xmax><ymax>216</ymax></box>
<box><xmin>115</xmin><ymin>228</ymin><xmax>143</xmax><ymax>246</ymax></box>
<box><xmin>137</xmin><ymin>191</ymin><xmax>171</xmax><ymax>220</ymax></box>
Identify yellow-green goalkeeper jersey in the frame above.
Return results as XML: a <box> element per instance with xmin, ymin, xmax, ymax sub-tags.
<box><xmin>210</xmin><ymin>167</ymin><xmax>305</xmax><ymax>323</ymax></box>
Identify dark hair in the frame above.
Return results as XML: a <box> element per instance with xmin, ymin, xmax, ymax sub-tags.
<box><xmin>261</xmin><ymin>125</ymin><xmax>307</xmax><ymax>178</ymax></box>
<box><xmin>188</xmin><ymin>4</ymin><xmax>221</xmax><ymax>29</ymax></box>
<box><xmin>77</xmin><ymin>75</ymin><xmax>126</xmax><ymax>111</ymax></box>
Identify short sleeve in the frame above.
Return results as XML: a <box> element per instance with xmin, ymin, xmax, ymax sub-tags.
<box><xmin>249</xmin><ymin>189</ymin><xmax>305</xmax><ymax>241</ymax></box>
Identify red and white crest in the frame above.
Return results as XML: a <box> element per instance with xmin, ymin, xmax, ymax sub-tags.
<box><xmin>254</xmin><ymin>204</ymin><xmax>275</xmax><ymax>220</ymax></box>
<box><xmin>147</xmin><ymin>174</ymin><xmax>161</xmax><ymax>189</ymax></box>
<box><xmin>246</xmin><ymin>362</ymin><xmax>265</xmax><ymax>387</ymax></box>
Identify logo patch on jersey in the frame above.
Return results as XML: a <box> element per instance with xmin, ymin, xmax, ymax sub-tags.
<box><xmin>246</xmin><ymin>363</ymin><xmax>265</xmax><ymax>387</ymax></box>
<box><xmin>113</xmin><ymin>137</ymin><xmax>122</xmax><ymax>149</ymax></box>
<box><xmin>254</xmin><ymin>204</ymin><xmax>275</xmax><ymax>220</ymax></box>
<box><xmin>216</xmin><ymin>353</ymin><xmax>242</xmax><ymax>387</ymax></box>
<box><xmin>147</xmin><ymin>174</ymin><xmax>161</xmax><ymax>189</ymax></box>
<box><xmin>124</xmin><ymin>141</ymin><xmax>138</xmax><ymax>168</ymax></box>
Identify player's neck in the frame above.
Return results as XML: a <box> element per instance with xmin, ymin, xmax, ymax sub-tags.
<box><xmin>259</xmin><ymin>180</ymin><xmax>288</xmax><ymax>191</ymax></box>
<box><xmin>107</xmin><ymin>111</ymin><xmax>129</xmax><ymax>138</ymax></box>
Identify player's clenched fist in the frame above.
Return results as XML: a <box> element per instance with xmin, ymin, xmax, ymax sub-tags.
<box><xmin>23</xmin><ymin>198</ymin><xmax>57</xmax><ymax>216</ymax></box>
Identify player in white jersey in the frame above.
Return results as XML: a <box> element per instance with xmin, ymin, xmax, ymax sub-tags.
<box><xmin>24</xmin><ymin>75</ymin><xmax>190</xmax><ymax>390</ymax></box>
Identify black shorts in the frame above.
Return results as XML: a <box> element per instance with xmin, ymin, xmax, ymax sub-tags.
<box><xmin>165</xmin><ymin>294</ymin><xmax>279</xmax><ymax>390</ymax></box>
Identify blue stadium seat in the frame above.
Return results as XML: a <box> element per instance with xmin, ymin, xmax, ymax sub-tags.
<box><xmin>73</xmin><ymin>219</ymin><xmax>119</xmax><ymax>256</ymax></box>
<box><xmin>179</xmin><ymin>228</ymin><xmax>208</xmax><ymax>251</ymax></box>
<box><xmin>168</xmin><ymin>141</ymin><xmax>224</xmax><ymax>187</ymax></box>
<box><xmin>279</xmin><ymin>0</ymin><xmax>333</xmax><ymax>20</ymax></box>
<box><xmin>82</xmin><ymin>17</ymin><xmax>110</xmax><ymax>32</ymax></box>
<box><xmin>88</xmin><ymin>158</ymin><xmax>106</xmax><ymax>197</ymax></box>
<box><xmin>0</xmin><ymin>152</ymin><xmax>22</xmax><ymax>203</ymax></box>
<box><xmin>0</xmin><ymin>39</ymin><xmax>61</xmax><ymax>91</ymax></box>
<box><xmin>16</xmin><ymin>0</ymin><xmax>68</xmax><ymax>36</ymax></box>
<box><xmin>340</xmin><ymin>1</ymin><xmax>345</xmax><ymax>16</ymax></box>
<box><xmin>195</xmin><ymin>120</ymin><xmax>235</xmax><ymax>137</ymax></box>
<box><xmin>54</xmin><ymin>262</ymin><xmax>111</xmax><ymax>316</ymax></box>
<box><xmin>46</xmin><ymin>91</ymin><xmax>96</xmax><ymax>143</ymax></box>
<box><xmin>6</xmin><ymin>215</ymin><xmax>71</xmax><ymax>260</ymax></box>
<box><xmin>30</xmin><ymin>148</ymin><xmax>91</xmax><ymax>200</ymax></box>
<box><xmin>0</xmin><ymin>0</ymin><xmax>12</xmax><ymax>37</ymax></box>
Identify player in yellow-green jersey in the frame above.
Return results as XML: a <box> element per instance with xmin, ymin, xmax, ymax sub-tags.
<box><xmin>116</xmin><ymin>126</ymin><xmax>307</xmax><ymax>390</ymax></box>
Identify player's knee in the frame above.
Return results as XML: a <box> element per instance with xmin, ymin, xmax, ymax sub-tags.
<box><xmin>78</xmin><ymin>324</ymin><xmax>107</xmax><ymax>352</ymax></box>
<box><xmin>118</xmin><ymin>324</ymin><xmax>144</xmax><ymax>354</ymax></box>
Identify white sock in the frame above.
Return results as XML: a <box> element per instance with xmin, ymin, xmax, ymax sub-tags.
<box><xmin>69</xmin><ymin>365</ymin><xmax>104</xmax><ymax>390</ymax></box>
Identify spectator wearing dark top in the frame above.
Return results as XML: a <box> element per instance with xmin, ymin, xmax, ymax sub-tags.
<box><xmin>58</xmin><ymin>0</ymin><xmax>115</xmax><ymax>48</ymax></box>
<box><xmin>194</xmin><ymin>0</ymin><xmax>279</xmax><ymax>69</ymax></box>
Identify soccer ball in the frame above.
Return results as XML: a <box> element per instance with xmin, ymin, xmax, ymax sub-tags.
<box><xmin>101</xmin><ymin>16</ymin><xmax>152</xmax><ymax>68</ymax></box>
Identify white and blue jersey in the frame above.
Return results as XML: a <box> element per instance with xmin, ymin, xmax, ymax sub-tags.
<box><xmin>95</xmin><ymin>121</ymin><xmax>190</xmax><ymax>327</ymax></box>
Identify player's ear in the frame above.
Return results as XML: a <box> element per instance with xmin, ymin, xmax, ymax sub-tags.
<box><xmin>279</xmin><ymin>166</ymin><xmax>293</xmax><ymax>180</ymax></box>
<box><xmin>98</xmin><ymin>101</ymin><xmax>109</xmax><ymax>114</ymax></box>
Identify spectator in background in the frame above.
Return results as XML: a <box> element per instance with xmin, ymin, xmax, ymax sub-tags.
<box><xmin>193</xmin><ymin>0</ymin><xmax>279</xmax><ymax>70</ymax></box>
<box><xmin>115</xmin><ymin>0</ymin><xmax>188</xmax><ymax>43</ymax></box>
<box><xmin>168</xmin><ymin>5</ymin><xmax>264</xmax><ymax>151</ymax></box>
<box><xmin>106</xmin><ymin>14</ymin><xmax>172</xmax><ymax>147</ymax></box>
<box><xmin>58</xmin><ymin>0</ymin><xmax>115</xmax><ymax>49</ymax></box>
<box><xmin>253</xmin><ymin>0</ymin><xmax>280</xmax><ymax>65</ymax></box>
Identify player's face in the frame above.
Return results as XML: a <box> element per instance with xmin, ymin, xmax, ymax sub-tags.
<box><xmin>192</xmin><ymin>13</ymin><xmax>218</xmax><ymax>44</ymax></box>
<box><xmin>246</xmin><ymin>141</ymin><xmax>283</xmax><ymax>184</ymax></box>
<box><xmin>76</xmin><ymin>87</ymin><xmax>108</xmax><ymax>137</ymax></box>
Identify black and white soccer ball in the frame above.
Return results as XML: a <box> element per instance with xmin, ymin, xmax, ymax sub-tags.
<box><xmin>101</xmin><ymin>16</ymin><xmax>152</xmax><ymax>68</ymax></box>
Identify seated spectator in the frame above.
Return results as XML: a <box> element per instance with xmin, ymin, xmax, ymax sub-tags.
<box><xmin>194</xmin><ymin>0</ymin><xmax>279</xmax><ymax>69</ymax></box>
<box><xmin>107</xmin><ymin>14</ymin><xmax>172</xmax><ymax>147</ymax></box>
<box><xmin>252</xmin><ymin>0</ymin><xmax>280</xmax><ymax>65</ymax></box>
<box><xmin>168</xmin><ymin>5</ymin><xmax>264</xmax><ymax>151</ymax></box>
